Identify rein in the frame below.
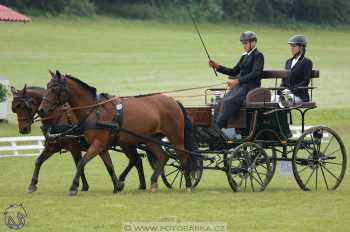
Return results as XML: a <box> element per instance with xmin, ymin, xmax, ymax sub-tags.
<box><xmin>37</xmin><ymin>81</ymin><xmax>226</xmax><ymax>122</ymax></box>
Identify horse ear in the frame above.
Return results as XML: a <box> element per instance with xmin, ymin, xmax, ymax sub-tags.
<box><xmin>10</xmin><ymin>86</ymin><xmax>17</xmax><ymax>95</ymax></box>
<box><xmin>49</xmin><ymin>69</ymin><xmax>55</xmax><ymax>78</ymax></box>
<box><xmin>55</xmin><ymin>70</ymin><xmax>62</xmax><ymax>80</ymax></box>
<box><xmin>22</xmin><ymin>84</ymin><xmax>27</xmax><ymax>95</ymax></box>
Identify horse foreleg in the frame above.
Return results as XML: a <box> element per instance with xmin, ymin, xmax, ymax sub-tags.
<box><xmin>28</xmin><ymin>145</ymin><xmax>57</xmax><ymax>193</ymax></box>
<box><xmin>70</xmin><ymin>147</ymin><xmax>89</xmax><ymax>192</ymax></box>
<box><xmin>99</xmin><ymin>150</ymin><xmax>124</xmax><ymax>193</ymax></box>
<box><xmin>69</xmin><ymin>140</ymin><xmax>104</xmax><ymax>196</ymax></box>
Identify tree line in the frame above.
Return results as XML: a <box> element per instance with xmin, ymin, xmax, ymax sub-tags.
<box><xmin>1</xmin><ymin>0</ymin><xmax>350</xmax><ymax>24</ymax></box>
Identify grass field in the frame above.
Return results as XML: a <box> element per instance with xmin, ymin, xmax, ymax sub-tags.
<box><xmin>0</xmin><ymin>17</ymin><xmax>350</xmax><ymax>232</ymax></box>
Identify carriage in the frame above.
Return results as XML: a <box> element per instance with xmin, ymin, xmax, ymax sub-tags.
<box><xmin>155</xmin><ymin>69</ymin><xmax>347</xmax><ymax>192</ymax></box>
<box><xmin>15</xmin><ymin>69</ymin><xmax>346</xmax><ymax>194</ymax></box>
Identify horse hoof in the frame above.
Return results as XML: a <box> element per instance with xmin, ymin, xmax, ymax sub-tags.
<box><xmin>186</xmin><ymin>187</ymin><xmax>192</xmax><ymax>192</ymax></box>
<box><xmin>150</xmin><ymin>183</ymin><xmax>158</xmax><ymax>193</ymax></box>
<box><xmin>138</xmin><ymin>188</ymin><xmax>146</xmax><ymax>192</ymax></box>
<box><xmin>28</xmin><ymin>185</ymin><xmax>37</xmax><ymax>193</ymax></box>
<box><xmin>69</xmin><ymin>189</ymin><xmax>78</xmax><ymax>196</ymax></box>
<box><xmin>116</xmin><ymin>182</ymin><xmax>124</xmax><ymax>192</ymax></box>
<box><xmin>81</xmin><ymin>185</ymin><xmax>89</xmax><ymax>192</ymax></box>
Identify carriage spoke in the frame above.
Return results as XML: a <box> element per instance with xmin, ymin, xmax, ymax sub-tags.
<box><xmin>310</xmin><ymin>133</ymin><xmax>318</xmax><ymax>153</ymax></box>
<box><xmin>170</xmin><ymin>170</ymin><xmax>180</xmax><ymax>186</ymax></box>
<box><xmin>250</xmin><ymin>175</ymin><xmax>255</xmax><ymax>192</ymax></box>
<box><xmin>166</xmin><ymin>169</ymin><xmax>179</xmax><ymax>177</ymax></box>
<box><xmin>179</xmin><ymin>173</ymin><xmax>183</xmax><ymax>188</ymax></box>
<box><xmin>298</xmin><ymin>165</ymin><xmax>310</xmax><ymax>174</ymax></box>
<box><xmin>237</xmin><ymin>175</ymin><xmax>243</xmax><ymax>187</ymax></box>
<box><xmin>323</xmin><ymin>161</ymin><xmax>342</xmax><ymax>166</ymax></box>
<box><xmin>304</xmin><ymin>168</ymin><xmax>316</xmax><ymax>188</ymax></box>
<box><xmin>322</xmin><ymin>135</ymin><xmax>334</xmax><ymax>154</ymax></box>
<box><xmin>315</xmin><ymin>166</ymin><xmax>318</xmax><ymax>191</ymax></box>
<box><xmin>301</xmin><ymin>143</ymin><xmax>314</xmax><ymax>156</ymax></box>
<box><xmin>316</xmin><ymin>129</ymin><xmax>323</xmax><ymax>154</ymax></box>
<box><xmin>255</xmin><ymin>171</ymin><xmax>268</xmax><ymax>176</ymax></box>
<box><xmin>251</xmin><ymin>173</ymin><xmax>263</xmax><ymax>186</ymax></box>
<box><xmin>259</xmin><ymin>164</ymin><xmax>269</xmax><ymax>171</ymax></box>
<box><xmin>327</xmin><ymin>149</ymin><xmax>341</xmax><ymax>157</ymax></box>
<box><xmin>320</xmin><ymin>163</ymin><xmax>340</xmax><ymax>181</ymax></box>
<box><xmin>320</xmin><ymin>165</ymin><xmax>329</xmax><ymax>190</ymax></box>
<box><xmin>254</xmin><ymin>168</ymin><xmax>264</xmax><ymax>185</ymax></box>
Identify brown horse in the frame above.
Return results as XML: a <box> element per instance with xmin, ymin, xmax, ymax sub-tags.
<box><xmin>11</xmin><ymin>85</ymin><xmax>124</xmax><ymax>193</ymax></box>
<box><xmin>38</xmin><ymin>71</ymin><xmax>193</xmax><ymax>195</ymax></box>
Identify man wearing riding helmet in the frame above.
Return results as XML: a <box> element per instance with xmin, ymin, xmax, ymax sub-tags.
<box><xmin>209</xmin><ymin>31</ymin><xmax>264</xmax><ymax>129</ymax></box>
<box><xmin>272</xmin><ymin>35</ymin><xmax>313</xmax><ymax>103</ymax></box>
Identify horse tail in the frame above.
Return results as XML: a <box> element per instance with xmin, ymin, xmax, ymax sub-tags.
<box><xmin>176</xmin><ymin>101</ymin><xmax>195</xmax><ymax>153</ymax></box>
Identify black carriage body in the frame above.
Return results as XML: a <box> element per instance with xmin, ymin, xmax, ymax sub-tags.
<box><xmin>158</xmin><ymin>69</ymin><xmax>346</xmax><ymax>192</ymax></box>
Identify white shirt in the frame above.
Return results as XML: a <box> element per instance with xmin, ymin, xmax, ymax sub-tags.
<box><xmin>291</xmin><ymin>55</ymin><xmax>301</xmax><ymax>68</ymax></box>
<box><xmin>242</xmin><ymin>47</ymin><xmax>256</xmax><ymax>56</ymax></box>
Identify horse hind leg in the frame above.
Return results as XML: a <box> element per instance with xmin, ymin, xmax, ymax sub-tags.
<box><xmin>174</xmin><ymin>145</ymin><xmax>192</xmax><ymax>192</ymax></box>
<box><xmin>166</xmin><ymin>133</ymin><xmax>193</xmax><ymax>192</ymax></box>
<box><xmin>146</xmin><ymin>142</ymin><xmax>168</xmax><ymax>192</ymax></box>
<box><xmin>120</xmin><ymin>146</ymin><xmax>146</xmax><ymax>191</ymax></box>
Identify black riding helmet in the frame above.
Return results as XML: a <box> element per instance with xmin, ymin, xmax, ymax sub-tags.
<box><xmin>288</xmin><ymin>35</ymin><xmax>308</xmax><ymax>46</ymax></box>
<box><xmin>240</xmin><ymin>31</ymin><xmax>257</xmax><ymax>43</ymax></box>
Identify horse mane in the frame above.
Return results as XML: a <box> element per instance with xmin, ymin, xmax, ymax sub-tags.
<box><xmin>14</xmin><ymin>86</ymin><xmax>46</xmax><ymax>96</ymax></box>
<box><xmin>27</xmin><ymin>86</ymin><xmax>46</xmax><ymax>91</ymax></box>
<box><xmin>134</xmin><ymin>93</ymin><xmax>160</xmax><ymax>98</ymax></box>
<box><xmin>65</xmin><ymin>74</ymin><xmax>97</xmax><ymax>97</ymax></box>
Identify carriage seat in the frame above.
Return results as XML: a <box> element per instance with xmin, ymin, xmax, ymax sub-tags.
<box><xmin>227</xmin><ymin>88</ymin><xmax>270</xmax><ymax>128</ymax></box>
<box><xmin>243</xmin><ymin>87</ymin><xmax>316</xmax><ymax>109</ymax></box>
<box><xmin>228</xmin><ymin>87</ymin><xmax>316</xmax><ymax>128</ymax></box>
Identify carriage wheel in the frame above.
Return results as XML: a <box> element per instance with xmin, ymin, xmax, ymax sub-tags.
<box><xmin>292</xmin><ymin>126</ymin><xmax>347</xmax><ymax>191</ymax></box>
<box><xmin>265</xmin><ymin>147</ymin><xmax>277</xmax><ymax>185</ymax></box>
<box><xmin>161</xmin><ymin>157</ymin><xmax>203</xmax><ymax>189</ymax></box>
<box><xmin>146</xmin><ymin>144</ymin><xmax>203</xmax><ymax>189</ymax></box>
<box><xmin>225</xmin><ymin>142</ymin><xmax>272</xmax><ymax>192</ymax></box>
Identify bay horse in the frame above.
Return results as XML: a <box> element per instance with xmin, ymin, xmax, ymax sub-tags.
<box><xmin>11</xmin><ymin>85</ymin><xmax>125</xmax><ymax>194</ymax></box>
<box><xmin>38</xmin><ymin>71</ymin><xmax>193</xmax><ymax>195</ymax></box>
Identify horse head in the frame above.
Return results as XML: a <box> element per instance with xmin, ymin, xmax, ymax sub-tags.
<box><xmin>38</xmin><ymin>70</ymin><xmax>69</xmax><ymax>118</ymax></box>
<box><xmin>11</xmin><ymin>85</ymin><xmax>38</xmax><ymax>134</ymax></box>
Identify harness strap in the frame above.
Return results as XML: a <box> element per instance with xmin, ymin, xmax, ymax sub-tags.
<box><xmin>38</xmin><ymin>82</ymin><xmax>226</xmax><ymax>122</ymax></box>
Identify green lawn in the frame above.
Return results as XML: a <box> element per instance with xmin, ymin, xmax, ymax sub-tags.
<box><xmin>0</xmin><ymin>17</ymin><xmax>350</xmax><ymax>232</ymax></box>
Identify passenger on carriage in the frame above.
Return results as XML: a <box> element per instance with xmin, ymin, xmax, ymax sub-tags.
<box><xmin>271</xmin><ymin>35</ymin><xmax>313</xmax><ymax>104</ymax></box>
<box><xmin>208</xmin><ymin>31</ymin><xmax>264</xmax><ymax>135</ymax></box>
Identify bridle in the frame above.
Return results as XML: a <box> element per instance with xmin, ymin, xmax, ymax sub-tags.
<box><xmin>12</xmin><ymin>95</ymin><xmax>36</xmax><ymax>123</ymax></box>
<box><xmin>42</xmin><ymin>77</ymin><xmax>69</xmax><ymax>114</ymax></box>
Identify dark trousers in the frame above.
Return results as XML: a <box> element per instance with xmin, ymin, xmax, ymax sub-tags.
<box><xmin>215</xmin><ymin>86</ymin><xmax>246</xmax><ymax>128</ymax></box>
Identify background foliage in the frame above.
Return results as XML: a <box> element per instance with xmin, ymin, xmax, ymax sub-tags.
<box><xmin>0</xmin><ymin>83</ymin><xmax>8</xmax><ymax>102</ymax></box>
<box><xmin>1</xmin><ymin>0</ymin><xmax>350</xmax><ymax>24</ymax></box>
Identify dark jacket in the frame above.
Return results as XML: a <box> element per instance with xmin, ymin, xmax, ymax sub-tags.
<box><xmin>217</xmin><ymin>48</ymin><xmax>264</xmax><ymax>93</ymax></box>
<box><xmin>280</xmin><ymin>55</ymin><xmax>313</xmax><ymax>102</ymax></box>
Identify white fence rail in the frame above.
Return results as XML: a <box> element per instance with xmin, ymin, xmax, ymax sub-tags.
<box><xmin>0</xmin><ymin>136</ymin><xmax>45</xmax><ymax>158</ymax></box>
<box><xmin>0</xmin><ymin>125</ymin><xmax>324</xmax><ymax>158</ymax></box>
